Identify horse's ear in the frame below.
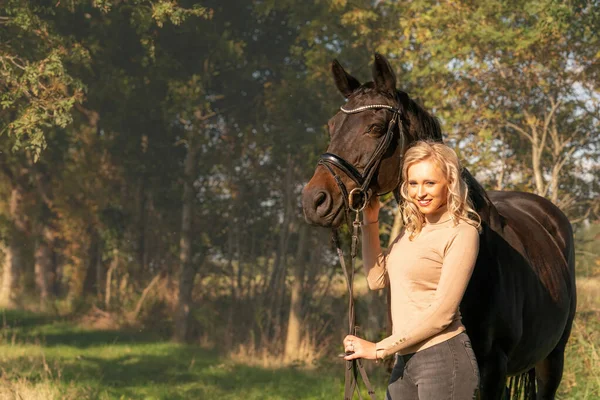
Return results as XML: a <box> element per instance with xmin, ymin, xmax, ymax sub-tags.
<box><xmin>332</xmin><ymin>59</ymin><xmax>361</xmax><ymax>98</ymax></box>
<box><xmin>372</xmin><ymin>53</ymin><xmax>396</xmax><ymax>95</ymax></box>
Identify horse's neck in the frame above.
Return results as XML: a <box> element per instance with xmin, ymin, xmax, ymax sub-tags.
<box><xmin>404</xmin><ymin>98</ymin><xmax>443</xmax><ymax>142</ymax></box>
<box><xmin>400</xmin><ymin>100</ymin><xmax>498</xmax><ymax>226</ymax></box>
<box><xmin>462</xmin><ymin>168</ymin><xmax>503</xmax><ymax>231</ymax></box>
<box><xmin>391</xmin><ymin>168</ymin><xmax>502</xmax><ymax>230</ymax></box>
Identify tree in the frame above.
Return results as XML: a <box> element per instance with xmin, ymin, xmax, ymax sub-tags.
<box><xmin>375</xmin><ymin>0</ymin><xmax>600</xmax><ymax>218</ymax></box>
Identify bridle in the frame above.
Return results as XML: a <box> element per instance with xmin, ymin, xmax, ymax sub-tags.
<box><xmin>318</xmin><ymin>96</ymin><xmax>405</xmax><ymax>216</ymax></box>
<box><xmin>317</xmin><ymin>95</ymin><xmax>405</xmax><ymax>400</ymax></box>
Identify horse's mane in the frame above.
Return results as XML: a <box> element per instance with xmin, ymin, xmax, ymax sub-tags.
<box><xmin>352</xmin><ymin>86</ymin><xmax>498</xmax><ymax>227</ymax></box>
<box><xmin>462</xmin><ymin>169</ymin><xmax>502</xmax><ymax>227</ymax></box>
<box><xmin>401</xmin><ymin>92</ymin><xmax>502</xmax><ymax>229</ymax></box>
<box><xmin>403</xmin><ymin>95</ymin><xmax>443</xmax><ymax>142</ymax></box>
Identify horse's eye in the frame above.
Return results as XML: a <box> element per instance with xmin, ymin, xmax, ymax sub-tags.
<box><xmin>366</xmin><ymin>125</ymin><xmax>383</xmax><ymax>136</ymax></box>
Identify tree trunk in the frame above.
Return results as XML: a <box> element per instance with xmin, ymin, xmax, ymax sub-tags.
<box><xmin>0</xmin><ymin>187</ymin><xmax>27</xmax><ymax>308</ymax></box>
<box><xmin>495</xmin><ymin>162</ymin><xmax>505</xmax><ymax>191</ymax></box>
<box><xmin>136</xmin><ymin>177</ymin><xmax>147</xmax><ymax>274</ymax></box>
<box><xmin>284</xmin><ymin>223</ymin><xmax>307</xmax><ymax>362</ymax></box>
<box><xmin>225</xmin><ymin>224</ymin><xmax>236</xmax><ymax>348</ymax></box>
<box><xmin>34</xmin><ymin>226</ymin><xmax>55</xmax><ymax>308</ymax></box>
<box><xmin>105</xmin><ymin>249</ymin><xmax>119</xmax><ymax>310</ymax></box>
<box><xmin>174</xmin><ymin>138</ymin><xmax>197</xmax><ymax>343</ymax></box>
<box><xmin>268</xmin><ymin>156</ymin><xmax>293</xmax><ymax>296</ymax></box>
<box><xmin>531</xmin><ymin>144</ymin><xmax>545</xmax><ymax>196</ymax></box>
<box><xmin>0</xmin><ymin>236</ymin><xmax>21</xmax><ymax>308</ymax></box>
<box><xmin>83</xmin><ymin>231</ymin><xmax>100</xmax><ymax>296</ymax></box>
<box><xmin>32</xmin><ymin>164</ymin><xmax>58</xmax><ymax>303</ymax></box>
<box><xmin>96</xmin><ymin>238</ymin><xmax>104</xmax><ymax>299</ymax></box>
<box><xmin>270</xmin><ymin>155</ymin><xmax>294</xmax><ymax>341</ymax></box>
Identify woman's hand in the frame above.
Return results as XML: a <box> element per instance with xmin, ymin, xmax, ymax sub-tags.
<box><xmin>342</xmin><ymin>335</ymin><xmax>377</xmax><ymax>360</ymax></box>
<box><xmin>362</xmin><ymin>195</ymin><xmax>380</xmax><ymax>225</ymax></box>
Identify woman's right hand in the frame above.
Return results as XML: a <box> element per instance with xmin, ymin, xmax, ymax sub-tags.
<box><xmin>362</xmin><ymin>195</ymin><xmax>380</xmax><ymax>224</ymax></box>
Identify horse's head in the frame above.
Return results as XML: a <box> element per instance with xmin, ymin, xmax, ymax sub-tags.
<box><xmin>302</xmin><ymin>54</ymin><xmax>442</xmax><ymax>228</ymax></box>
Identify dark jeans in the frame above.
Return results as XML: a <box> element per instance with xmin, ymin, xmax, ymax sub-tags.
<box><xmin>386</xmin><ymin>332</ymin><xmax>480</xmax><ymax>400</ymax></box>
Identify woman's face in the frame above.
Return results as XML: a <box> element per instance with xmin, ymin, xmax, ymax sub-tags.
<box><xmin>406</xmin><ymin>159</ymin><xmax>449</xmax><ymax>216</ymax></box>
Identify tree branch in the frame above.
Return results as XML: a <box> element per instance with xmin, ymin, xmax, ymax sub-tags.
<box><xmin>556</xmin><ymin>146</ymin><xmax>577</xmax><ymax>173</ymax></box>
<box><xmin>129</xmin><ymin>274</ymin><xmax>162</xmax><ymax>321</ymax></box>
<box><xmin>544</xmin><ymin>97</ymin><xmax>562</xmax><ymax>135</ymax></box>
<box><xmin>506</xmin><ymin>121</ymin><xmax>533</xmax><ymax>142</ymax></box>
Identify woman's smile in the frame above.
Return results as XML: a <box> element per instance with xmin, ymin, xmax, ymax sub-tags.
<box><xmin>407</xmin><ymin>159</ymin><xmax>450</xmax><ymax>222</ymax></box>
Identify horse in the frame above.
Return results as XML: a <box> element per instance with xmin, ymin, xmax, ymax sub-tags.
<box><xmin>301</xmin><ymin>53</ymin><xmax>577</xmax><ymax>400</ymax></box>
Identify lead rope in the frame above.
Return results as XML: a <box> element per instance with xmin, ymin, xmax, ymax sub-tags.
<box><xmin>333</xmin><ymin>210</ymin><xmax>376</xmax><ymax>400</ymax></box>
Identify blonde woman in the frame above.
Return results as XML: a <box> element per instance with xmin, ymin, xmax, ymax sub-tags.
<box><xmin>342</xmin><ymin>141</ymin><xmax>481</xmax><ymax>400</ymax></box>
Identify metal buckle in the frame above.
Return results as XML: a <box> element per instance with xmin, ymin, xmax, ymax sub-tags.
<box><xmin>348</xmin><ymin>188</ymin><xmax>368</xmax><ymax>212</ymax></box>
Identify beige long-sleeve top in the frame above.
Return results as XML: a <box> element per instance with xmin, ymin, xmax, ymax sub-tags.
<box><xmin>363</xmin><ymin>219</ymin><xmax>479</xmax><ymax>358</ymax></box>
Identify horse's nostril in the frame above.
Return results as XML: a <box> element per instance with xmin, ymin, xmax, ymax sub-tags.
<box><xmin>315</xmin><ymin>192</ymin><xmax>326</xmax><ymax>207</ymax></box>
<box><xmin>315</xmin><ymin>191</ymin><xmax>331</xmax><ymax>217</ymax></box>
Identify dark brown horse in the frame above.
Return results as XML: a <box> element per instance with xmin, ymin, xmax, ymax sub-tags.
<box><xmin>301</xmin><ymin>54</ymin><xmax>577</xmax><ymax>400</ymax></box>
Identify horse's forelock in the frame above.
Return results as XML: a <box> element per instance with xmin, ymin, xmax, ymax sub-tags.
<box><xmin>343</xmin><ymin>84</ymin><xmax>397</xmax><ymax>110</ymax></box>
<box><xmin>358</xmin><ymin>83</ymin><xmax>395</xmax><ymax>99</ymax></box>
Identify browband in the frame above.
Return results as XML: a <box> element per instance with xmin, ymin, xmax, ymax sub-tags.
<box><xmin>340</xmin><ymin>104</ymin><xmax>400</xmax><ymax>114</ymax></box>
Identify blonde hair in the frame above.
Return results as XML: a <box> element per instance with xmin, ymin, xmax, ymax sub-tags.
<box><xmin>400</xmin><ymin>141</ymin><xmax>481</xmax><ymax>239</ymax></box>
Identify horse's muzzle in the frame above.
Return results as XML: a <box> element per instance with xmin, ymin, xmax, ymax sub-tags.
<box><xmin>301</xmin><ymin>184</ymin><xmax>343</xmax><ymax>227</ymax></box>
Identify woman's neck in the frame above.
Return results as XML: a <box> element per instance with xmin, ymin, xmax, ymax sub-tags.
<box><xmin>424</xmin><ymin>204</ymin><xmax>451</xmax><ymax>224</ymax></box>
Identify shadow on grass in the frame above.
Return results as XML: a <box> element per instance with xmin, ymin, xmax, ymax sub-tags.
<box><xmin>1</xmin><ymin>308</ymin><xmax>166</xmax><ymax>348</ymax></box>
<box><xmin>0</xmin><ymin>309</ymin><xmax>370</xmax><ymax>399</ymax></box>
<box><xmin>35</xmin><ymin>328</ymin><xmax>166</xmax><ymax>348</ymax></box>
<box><xmin>1</xmin><ymin>308</ymin><xmax>54</xmax><ymax>329</ymax></box>
<box><xmin>6</xmin><ymin>345</ymin><xmax>355</xmax><ymax>399</ymax></box>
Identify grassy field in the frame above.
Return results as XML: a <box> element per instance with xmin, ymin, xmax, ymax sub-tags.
<box><xmin>558</xmin><ymin>277</ymin><xmax>600</xmax><ymax>400</ymax></box>
<box><xmin>0</xmin><ymin>309</ymin><xmax>390</xmax><ymax>400</ymax></box>
<box><xmin>0</xmin><ymin>278</ymin><xmax>598</xmax><ymax>399</ymax></box>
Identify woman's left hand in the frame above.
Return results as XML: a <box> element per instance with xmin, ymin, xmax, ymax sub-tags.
<box><xmin>342</xmin><ymin>335</ymin><xmax>377</xmax><ymax>360</ymax></box>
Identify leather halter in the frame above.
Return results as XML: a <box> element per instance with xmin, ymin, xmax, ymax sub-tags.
<box><xmin>318</xmin><ymin>99</ymin><xmax>404</xmax><ymax>213</ymax></box>
<box><xmin>317</xmin><ymin>97</ymin><xmax>405</xmax><ymax>400</ymax></box>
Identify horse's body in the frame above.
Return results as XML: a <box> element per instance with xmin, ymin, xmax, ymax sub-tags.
<box><xmin>461</xmin><ymin>186</ymin><xmax>576</xmax><ymax>399</ymax></box>
<box><xmin>301</xmin><ymin>54</ymin><xmax>576</xmax><ymax>400</ymax></box>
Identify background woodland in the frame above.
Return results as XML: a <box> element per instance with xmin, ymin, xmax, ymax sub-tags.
<box><xmin>1</xmin><ymin>2</ymin><xmax>599</xmax><ymax>392</ymax></box>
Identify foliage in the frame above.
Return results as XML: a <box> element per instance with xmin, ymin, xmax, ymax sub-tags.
<box><xmin>575</xmin><ymin>222</ymin><xmax>600</xmax><ymax>277</ymax></box>
<box><xmin>291</xmin><ymin>0</ymin><xmax>600</xmax><ymax>216</ymax></box>
<box><xmin>2</xmin><ymin>279</ymin><xmax>600</xmax><ymax>399</ymax></box>
<box><xmin>0</xmin><ymin>309</ymin><xmax>387</xmax><ymax>399</ymax></box>
<box><xmin>0</xmin><ymin>0</ymin><xmax>210</xmax><ymax>158</ymax></box>
<box><xmin>0</xmin><ymin>1</ymin><xmax>86</xmax><ymax>157</ymax></box>
<box><xmin>0</xmin><ymin>2</ymin><xmax>598</xmax><ymax>390</ymax></box>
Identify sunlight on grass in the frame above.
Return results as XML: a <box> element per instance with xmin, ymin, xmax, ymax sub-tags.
<box><xmin>0</xmin><ymin>309</ymin><xmax>372</xmax><ymax>399</ymax></box>
<box><xmin>557</xmin><ymin>277</ymin><xmax>600</xmax><ymax>400</ymax></box>
<box><xmin>576</xmin><ymin>277</ymin><xmax>600</xmax><ymax>312</ymax></box>
<box><xmin>0</xmin><ymin>278</ymin><xmax>598</xmax><ymax>400</ymax></box>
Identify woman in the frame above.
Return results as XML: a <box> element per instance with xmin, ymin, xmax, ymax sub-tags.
<box><xmin>343</xmin><ymin>141</ymin><xmax>481</xmax><ymax>400</ymax></box>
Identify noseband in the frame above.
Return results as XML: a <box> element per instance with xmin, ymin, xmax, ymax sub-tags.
<box><xmin>318</xmin><ymin>98</ymin><xmax>404</xmax><ymax>214</ymax></box>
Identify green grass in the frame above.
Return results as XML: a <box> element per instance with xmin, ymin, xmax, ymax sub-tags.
<box><xmin>558</xmin><ymin>312</ymin><xmax>600</xmax><ymax>400</ymax></box>
<box><xmin>0</xmin><ymin>278</ymin><xmax>598</xmax><ymax>399</ymax></box>
<box><xmin>557</xmin><ymin>277</ymin><xmax>600</xmax><ymax>400</ymax></box>
<box><xmin>0</xmin><ymin>309</ymin><xmax>387</xmax><ymax>399</ymax></box>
